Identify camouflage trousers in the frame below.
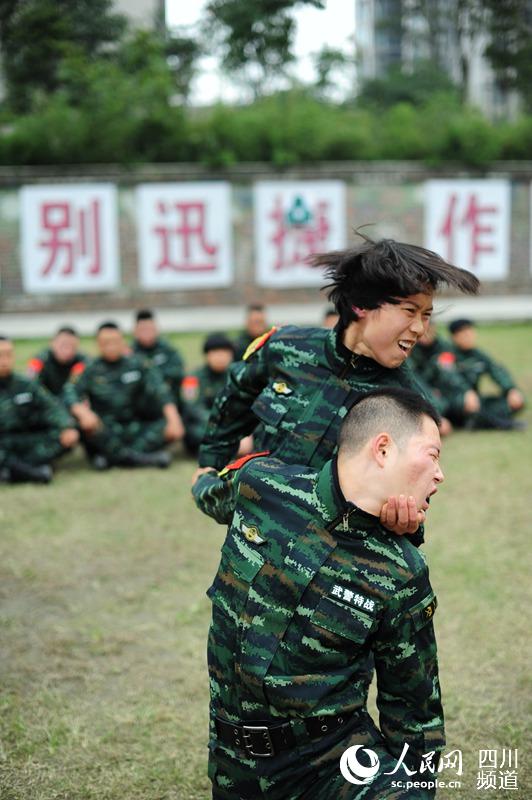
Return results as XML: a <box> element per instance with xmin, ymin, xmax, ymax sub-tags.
<box><xmin>450</xmin><ymin>395</ymin><xmax>520</xmax><ymax>430</ymax></box>
<box><xmin>0</xmin><ymin>429</ymin><xmax>65</xmax><ymax>466</ymax></box>
<box><xmin>209</xmin><ymin>713</ymin><xmax>437</xmax><ymax>800</ymax></box>
<box><xmin>81</xmin><ymin>417</ymin><xmax>167</xmax><ymax>464</ymax></box>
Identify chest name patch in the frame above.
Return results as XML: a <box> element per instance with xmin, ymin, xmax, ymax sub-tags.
<box><xmin>330</xmin><ymin>584</ymin><xmax>375</xmax><ymax>612</ymax></box>
<box><xmin>121</xmin><ymin>370</ymin><xmax>141</xmax><ymax>384</ymax></box>
<box><xmin>14</xmin><ymin>392</ymin><xmax>32</xmax><ymax>405</ymax></box>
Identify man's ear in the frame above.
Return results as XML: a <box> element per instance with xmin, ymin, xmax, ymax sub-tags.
<box><xmin>372</xmin><ymin>433</ymin><xmax>391</xmax><ymax>468</ymax></box>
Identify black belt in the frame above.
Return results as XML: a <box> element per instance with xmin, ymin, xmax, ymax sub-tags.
<box><xmin>215</xmin><ymin>711</ymin><xmax>356</xmax><ymax>758</ymax></box>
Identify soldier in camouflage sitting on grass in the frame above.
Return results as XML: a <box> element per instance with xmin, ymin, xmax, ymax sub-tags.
<box><xmin>193</xmin><ymin>388</ymin><xmax>445</xmax><ymax>800</ymax></box>
<box><xmin>64</xmin><ymin>321</ymin><xmax>182</xmax><ymax>470</ymax></box>
<box><xmin>0</xmin><ymin>336</ymin><xmax>79</xmax><ymax>483</ymax></box>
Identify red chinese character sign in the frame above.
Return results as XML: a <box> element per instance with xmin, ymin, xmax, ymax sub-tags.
<box><xmin>425</xmin><ymin>180</ymin><xmax>510</xmax><ymax>280</ymax></box>
<box><xmin>137</xmin><ymin>183</ymin><xmax>233</xmax><ymax>289</ymax></box>
<box><xmin>20</xmin><ymin>185</ymin><xmax>119</xmax><ymax>293</ymax></box>
<box><xmin>254</xmin><ymin>182</ymin><xmax>346</xmax><ymax>287</ymax></box>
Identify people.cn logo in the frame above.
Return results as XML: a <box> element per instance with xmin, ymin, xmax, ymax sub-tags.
<box><xmin>340</xmin><ymin>745</ymin><xmax>380</xmax><ymax>785</ymax></box>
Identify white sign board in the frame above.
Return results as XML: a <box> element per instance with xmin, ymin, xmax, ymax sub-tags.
<box><xmin>137</xmin><ymin>183</ymin><xmax>233</xmax><ymax>289</ymax></box>
<box><xmin>425</xmin><ymin>180</ymin><xmax>510</xmax><ymax>280</ymax></box>
<box><xmin>20</xmin><ymin>184</ymin><xmax>119</xmax><ymax>293</ymax></box>
<box><xmin>254</xmin><ymin>181</ymin><xmax>346</xmax><ymax>287</ymax></box>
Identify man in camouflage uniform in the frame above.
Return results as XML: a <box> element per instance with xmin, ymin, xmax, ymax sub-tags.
<box><xmin>193</xmin><ymin>388</ymin><xmax>445</xmax><ymax>799</ymax></box>
<box><xmin>409</xmin><ymin>323</ymin><xmax>480</xmax><ymax>430</ymax></box>
<box><xmin>181</xmin><ymin>333</ymin><xmax>237</xmax><ymax>456</ymax></box>
<box><xmin>0</xmin><ymin>336</ymin><xmax>79</xmax><ymax>483</ymax></box>
<box><xmin>448</xmin><ymin>319</ymin><xmax>525</xmax><ymax>430</ymax></box>
<box><xmin>27</xmin><ymin>326</ymin><xmax>88</xmax><ymax>400</ymax></box>
<box><xmin>234</xmin><ymin>304</ymin><xmax>269</xmax><ymax>361</ymax></box>
<box><xmin>64</xmin><ymin>322</ymin><xmax>182</xmax><ymax>469</ymax></box>
<box><xmin>197</xmin><ymin>236</ymin><xmax>478</xmax><ymax>536</ymax></box>
<box><xmin>132</xmin><ymin>309</ymin><xmax>186</xmax><ymax>413</ymax></box>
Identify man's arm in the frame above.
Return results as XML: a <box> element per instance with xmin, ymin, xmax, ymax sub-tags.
<box><xmin>198</xmin><ymin>333</ymin><xmax>274</xmax><ymax>469</ymax></box>
<box><xmin>373</xmin><ymin>571</ymin><xmax>445</xmax><ymax>771</ymax></box>
<box><xmin>191</xmin><ymin>468</ymin><xmax>240</xmax><ymax>525</ymax></box>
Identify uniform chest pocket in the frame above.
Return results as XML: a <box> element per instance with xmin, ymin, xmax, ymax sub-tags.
<box><xmin>207</xmin><ymin>533</ymin><xmax>265</xmax><ymax>618</ymax></box>
<box><xmin>407</xmin><ymin>593</ymin><xmax>438</xmax><ymax>632</ymax></box>
<box><xmin>251</xmin><ymin>392</ymin><xmax>289</xmax><ymax>430</ymax></box>
<box><xmin>309</xmin><ymin>595</ymin><xmax>377</xmax><ymax>647</ymax></box>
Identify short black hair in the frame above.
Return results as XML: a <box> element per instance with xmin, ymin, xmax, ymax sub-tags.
<box><xmin>97</xmin><ymin>321</ymin><xmax>120</xmax><ymax>334</ymax></box>
<box><xmin>56</xmin><ymin>326</ymin><xmax>77</xmax><ymax>337</ymax></box>
<box><xmin>203</xmin><ymin>332</ymin><xmax>235</xmax><ymax>354</ymax></box>
<box><xmin>309</xmin><ymin>232</ymin><xmax>480</xmax><ymax>326</ymax></box>
<box><xmin>338</xmin><ymin>387</ymin><xmax>440</xmax><ymax>457</ymax></box>
<box><xmin>323</xmin><ymin>307</ymin><xmax>338</xmax><ymax>319</ymax></box>
<box><xmin>247</xmin><ymin>303</ymin><xmax>265</xmax><ymax>313</ymax></box>
<box><xmin>0</xmin><ymin>335</ymin><xmax>11</xmax><ymax>342</ymax></box>
<box><xmin>448</xmin><ymin>318</ymin><xmax>474</xmax><ymax>335</ymax></box>
<box><xmin>136</xmin><ymin>309</ymin><xmax>154</xmax><ymax>322</ymax></box>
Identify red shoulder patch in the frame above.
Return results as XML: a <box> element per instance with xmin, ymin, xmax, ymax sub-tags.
<box><xmin>242</xmin><ymin>327</ymin><xmax>277</xmax><ymax>361</ymax></box>
<box><xmin>218</xmin><ymin>450</ymin><xmax>270</xmax><ymax>476</ymax></box>
<box><xmin>71</xmin><ymin>361</ymin><xmax>86</xmax><ymax>377</ymax></box>
<box><xmin>181</xmin><ymin>374</ymin><xmax>200</xmax><ymax>401</ymax></box>
<box><xmin>437</xmin><ymin>351</ymin><xmax>456</xmax><ymax>369</ymax></box>
<box><xmin>27</xmin><ymin>357</ymin><xmax>44</xmax><ymax>375</ymax></box>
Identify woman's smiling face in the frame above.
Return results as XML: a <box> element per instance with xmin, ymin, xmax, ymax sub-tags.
<box><xmin>353</xmin><ymin>292</ymin><xmax>434</xmax><ymax>368</ymax></box>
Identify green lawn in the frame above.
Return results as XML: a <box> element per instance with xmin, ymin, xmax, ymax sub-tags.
<box><xmin>1</xmin><ymin>323</ymin><xmax>531</xmax><ymax>799</ymax></box>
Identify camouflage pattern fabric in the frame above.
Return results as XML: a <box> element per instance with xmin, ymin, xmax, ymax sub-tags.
<box><xmin>451</xmin><ymin>346</ymin><xmax>516</xmax><ymax>395</ymax></box>
<box><xmin>132</xmin><ymin>337</ymin><xmax>185</xmax><ymax>403</ymax></box>
<box><xmin>198</xmin><ymin>326</ymin><xmax>428</xmax><ymax>472</ymax></box>
<box><xmin>193</xmin><ymin>456</ymin><xmax>444</xmax><ymax>800</ymax></box>
<box><xmin>0</xmin><ymin>373</ymin><xmax>73</xmax><ymax>466</ymax></box>
<box><xmin>409</xmin><ymin>338</ymin><xmax>470</xmax><ymax>419</ymax></box>
<box><xmin>64</xmin><ymin>354</ymin><xmax>171</xmax><ymax>462</ymax></box>
<box><xmin>181</xmin><ymin>365</ymin><xmax>228</xmax><ymax>455</ymax></box>
<box><xmin>233</xmin><ymin>330</ymin><xmax>255</xmax><ymax>362</ymax></box>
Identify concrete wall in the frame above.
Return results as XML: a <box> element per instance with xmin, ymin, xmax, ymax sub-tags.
<box><xmin>1</xmin><ymin>161</ymin><xmax>531</xmax><ymax>318</ymax></box>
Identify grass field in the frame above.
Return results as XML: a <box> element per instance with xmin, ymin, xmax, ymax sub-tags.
<box><xmin>1</xmin><ymin>323</ymin><xmax>532</xmax><ymax>799</ymax></box>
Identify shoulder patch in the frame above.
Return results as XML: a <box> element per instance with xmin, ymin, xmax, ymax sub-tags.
<box><xmin>181</xmin><ymin>374</ymin><xmax>200</xmax><ymax>401</ymax></box>
<box><xmin>437</xmin><ymin>351</ymin><xmax>456</xmax><ymax>369</ymax></box>
<box><xmin>218</xmin><ymin>450</ymin><xmax>270</xmax><ymax>477</ymax></box>
<box><xmin>242</xmin><ymin>327</ymin><xmax>277</xmax><ymax>361</ymax></box>
<box><xmin>71</xmin><ymin>361</ymin><xmax>86</xmax><ymax>377</ymax></box>
<box><xmin>27</xmin><ymin>357</ymin><xmax>44</xmax><ymax>375</ymax></box>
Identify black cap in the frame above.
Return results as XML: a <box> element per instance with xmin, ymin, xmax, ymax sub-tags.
<box><xmin>448</xmin><ymin>318</ymin><xmax>474</xmax><ymax>335</ymax></box>
<box><xmin>203</xmin><ymin>333</ymin><xmax>235</xmax><ymax>354</ymax></box>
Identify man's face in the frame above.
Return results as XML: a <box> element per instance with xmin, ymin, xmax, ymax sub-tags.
<box><xmin>386</xmin><ymin>416</ymin><xmax>444</xmax><ymax>512</ymax></box>
<box><xmin>452</xmin><ymin>326</ymin><xmax>476</xmax><ymax>351</ymax></box>
<box><xmin>0</xmin><ymin>340</ymin><xmax>14</xmax><ymax>378</ymax></box>
<box><xmin>358</xmin><ymin>292</ymin><xmax>434</xmax><ymax>368</ymax></box>
<box><xmin>52</xmin><ymin>332</ymin><xmax>78</xmax><ymax>364</ymax></box>
<box><xmin>97</xmin><ymin>329</ymin><xmax>125</xmax><ymax>362</ymax></box>
<box><xmin>247</xmin><ymin>311</ymin><xmax>267</xmax><ymax>339</ymax></box>
<box><xmin>135</xmin><ymin>319</ymin><xmax>158</xmax><ymax>348</ymax></box>
<box><xmin>206</xmin><ymin>348</ymin><xmax>233</xmax><ymax>373</ymax></box>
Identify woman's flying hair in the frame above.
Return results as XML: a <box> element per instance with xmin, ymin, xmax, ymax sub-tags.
<box><xmin>309</xmin><ymin>229</ymin><xmax>480</xmax><ymax>326</ymax></box>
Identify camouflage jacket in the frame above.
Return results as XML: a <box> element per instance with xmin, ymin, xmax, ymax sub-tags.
<box><xmin>132</xmin><ymin>338</ymin><xmax>185</xmax><ymax>398</ymax></box>
<box><xmin>193</xmin><ymin>455</ymin><xmax>445</xmax><ymax>769</ymax></box>
<box><xmin>27</xmin><ymin>348</ymin><xmax>88</xmax><ymax>396</ymax></box>
<box><xmin>63</xmin><ymin>354</ymin><xmax>172</xmax><ymax>422</ymax></box>
<box><xmin>198</xmin><ymin>325</ymin><xmax>426</xmax><ymax>471</ymax></box>
<box><xmin>452</xmin><ymin>346</ymin><xmax>516</xmax><ymax>394</ymax></box>
<box><xmin>0</xmin><ymin>373</ymin><xmax>74</xmax><ymax>434</ymax></box>
<box><xmin>410</xmin><ymin>339</ymin><xmax>471</xmax><ymax>418</ymax></box>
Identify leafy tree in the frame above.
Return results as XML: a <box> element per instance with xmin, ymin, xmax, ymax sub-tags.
<box><xmin>203</xmin><ymin>0</ymin><xmax>324</xmax><ymax>96</ymax></box>
<box><xmin>165</xmin><ymin>31</ymin><xmax>203</xmax><ymax>103</ymax></box>
<box><xmin>0</xmin><ymin>0</ymin><xmax>126</xmax><ymax>111</ymax></box>
<box><xmin>483</xmin><ymin>0</ymin><xmax>532</xmax><ymax>112</ymax></box>
<box><xmin>358</xmin><ymin>61</ymin><xmax>458</xmax><ymax>109</ymax></box>
<box><xmin>313</xmin><ymin>45</ymin><xmax>352</xmax><ymax>100</ymax></box>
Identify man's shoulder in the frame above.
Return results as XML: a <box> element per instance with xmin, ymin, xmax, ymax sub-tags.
<box><xmin>8</xmin><ymin>373</ymin><xmax>35</xmax><ymax>393</ymax></box>
<box><xmin>238</xmin><ymin>456</ymin><xmax>318</xmax><ymax>506</ymax></box>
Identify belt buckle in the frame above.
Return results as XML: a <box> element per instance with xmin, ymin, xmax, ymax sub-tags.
<box><xmin>241</xmin><ymin>724</ymin><xmax>274</xmax><ymax>757</ymax></box>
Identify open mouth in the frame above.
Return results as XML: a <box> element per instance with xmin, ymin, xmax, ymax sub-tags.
<box><xmin>398</xmin><ymin>339</ymin><xmax>416</xmax><ymax>354</ymax></box>
<box><xmin>422</xmin><ymin>489</ymin><xmax>438</xmax><ymax>511</ymax></box>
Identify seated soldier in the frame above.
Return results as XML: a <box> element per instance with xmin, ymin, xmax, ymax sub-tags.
<box><xmin>0</xmin><ymin>336</ymin><xmax>79</xmax><ymax>483</ymax></box>
<box><xmin>132</xmin><ymin>309</ymin><xmax>186</xmax><ymax>415</ymax></box>
<box><xmin>181</xmin><ymin>333</ymin><xmax>252</xmax><ymax>457</ymax></box>
<box><xmin>193</xmin><ymin>388</ymin><xmax>445</xmax><ymax>800</ymax></box>
<box><xmin>448</xmin><ymin>318</ymin><xmax>525</xmax><ymax>430</ymax></box>
<box><xmin>64</xmin><ymin>322</ymin><xmax>182</xmax><ymax>470</ymax></box>
<box><xmin>27</xmin><ymin>326</ymin><xmax>88</xmax><ymax>399</ymax></box>
<box><xmin>410</xmin><ymin>323</ymin><xmax>480</xmax><ymax>431</ymax></box>
<box><xmin>234</xmin><ymin>304</ymin><xmax>269</xmax><ymax>361</ymax></box>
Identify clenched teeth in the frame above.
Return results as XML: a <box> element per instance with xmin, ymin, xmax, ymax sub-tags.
<box><xmin>398</xmin><ymin>340</ymin><xmax>415</xmax><ymax>352</ymax></box>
